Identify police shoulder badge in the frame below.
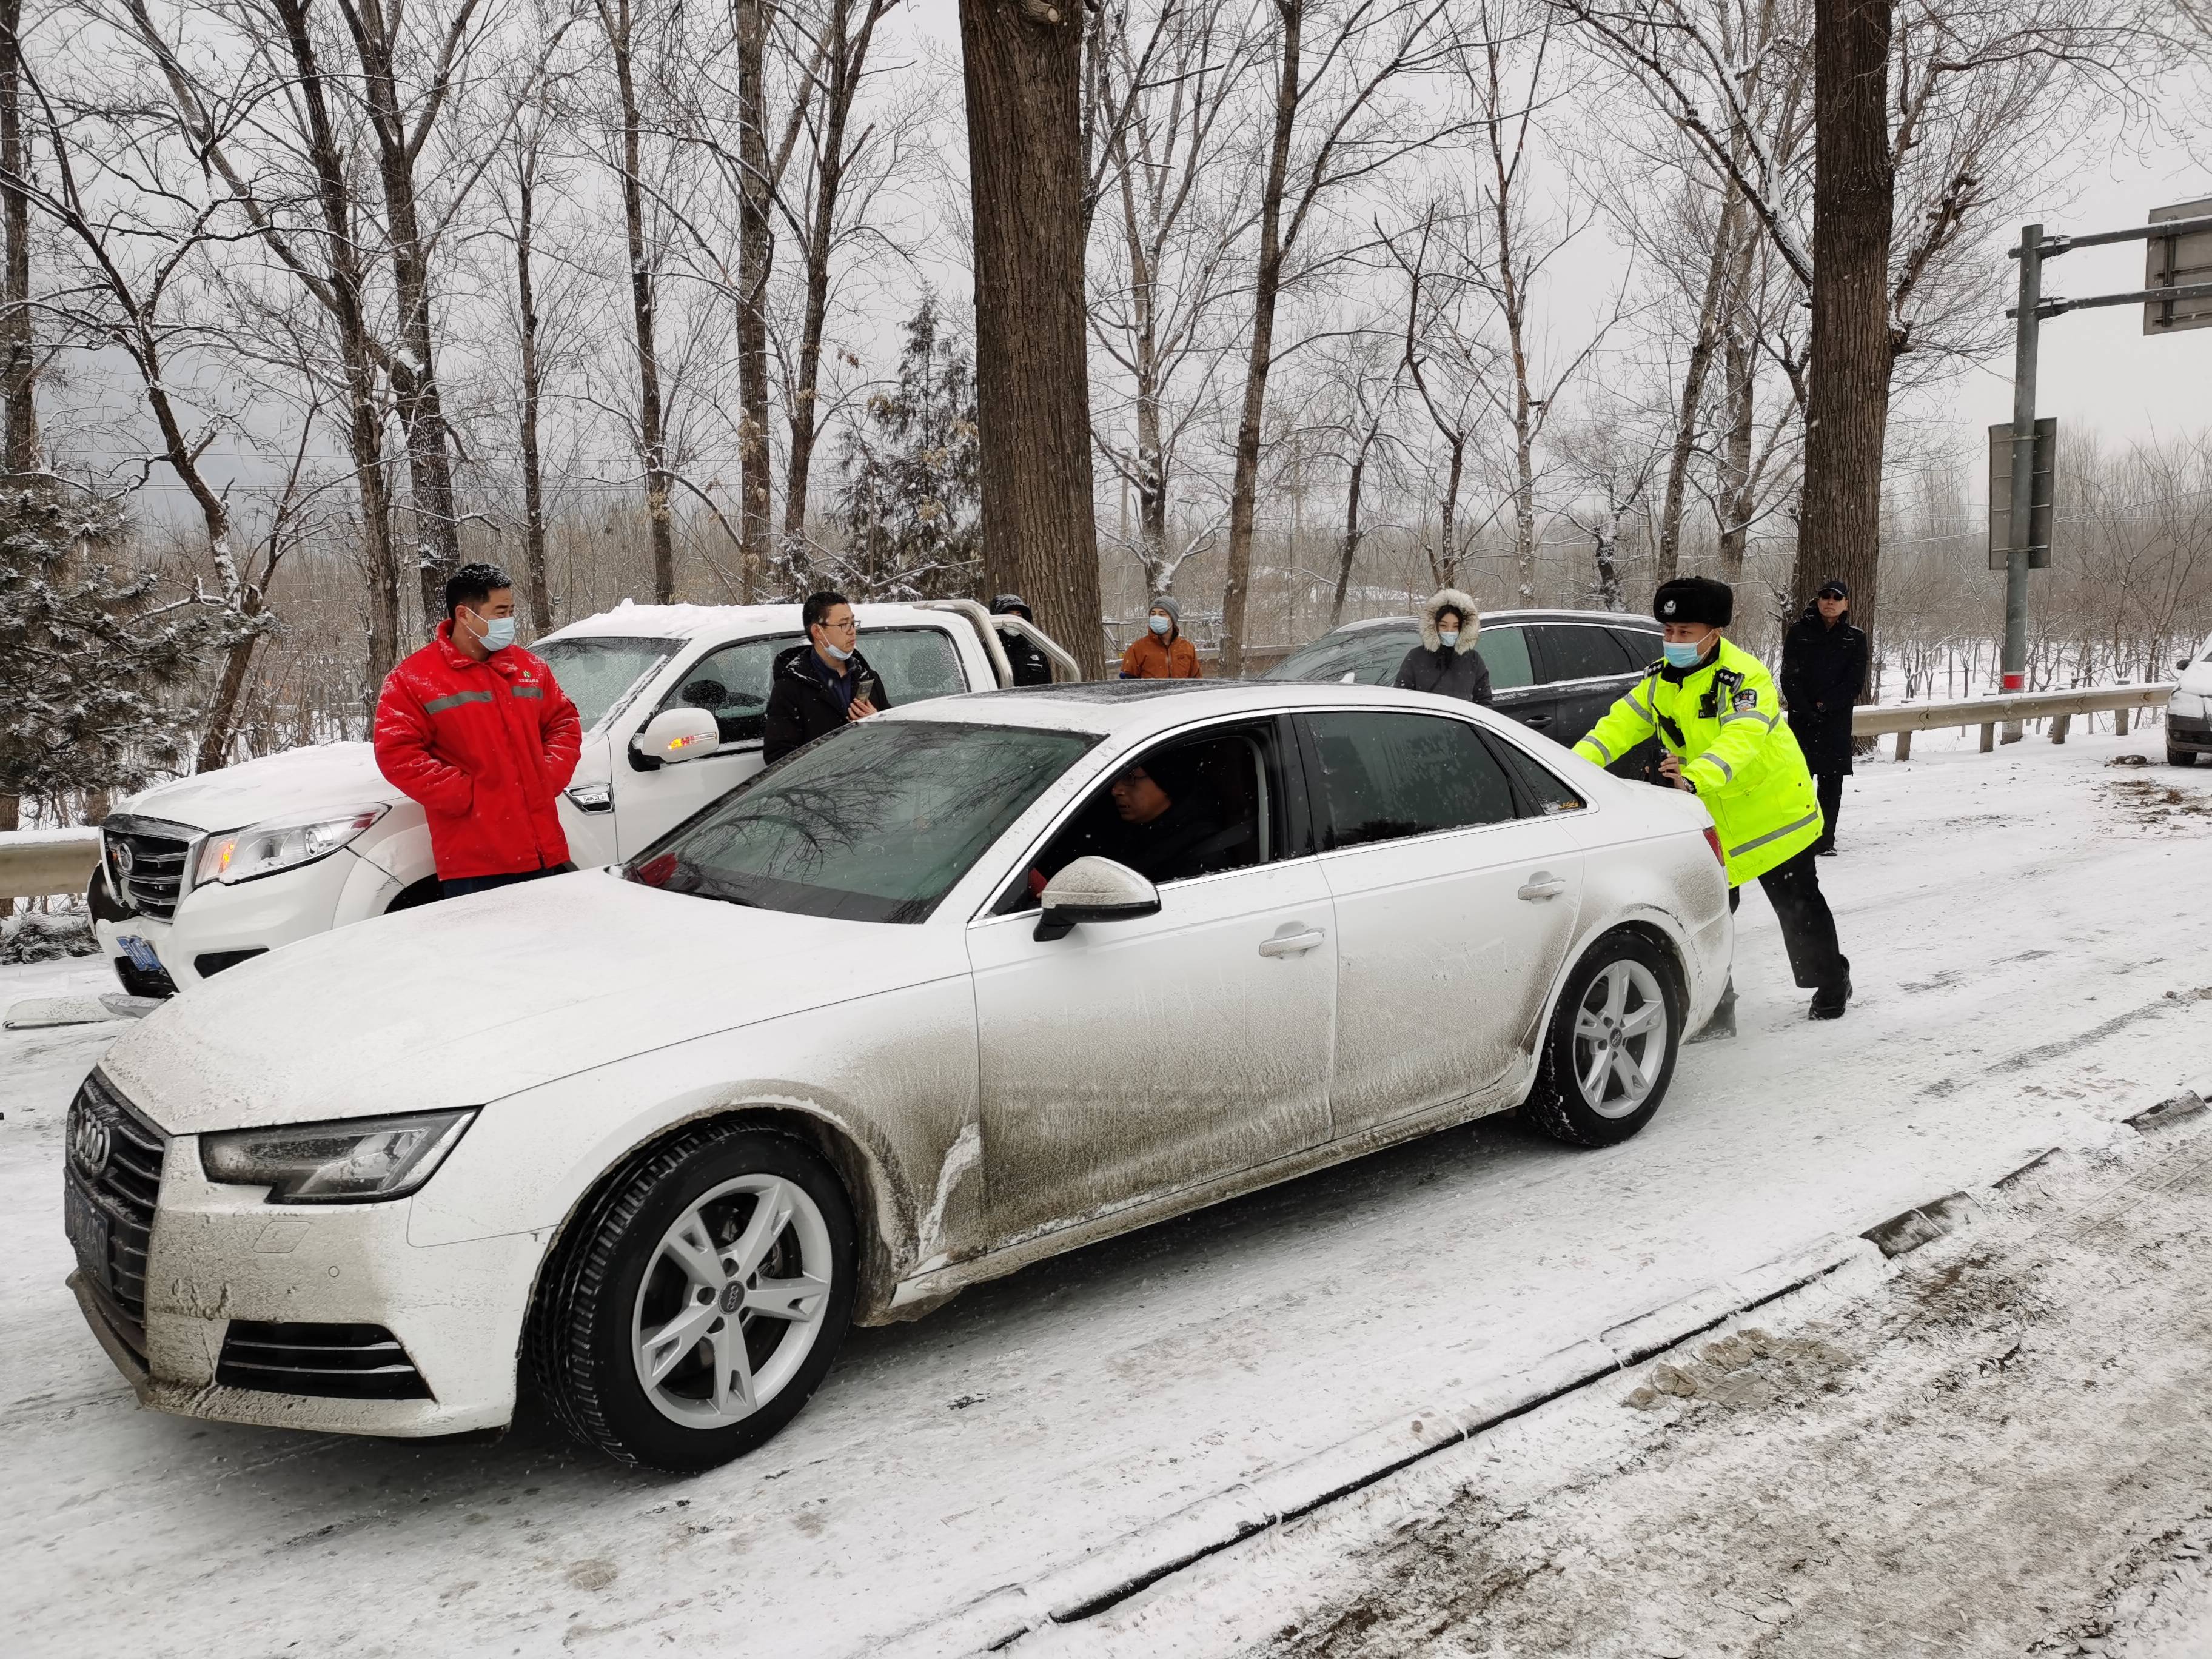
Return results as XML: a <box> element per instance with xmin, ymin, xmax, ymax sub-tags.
<box><xmin>1732</xmin><ymin>687</ymin><xmax>1760</xmax><ymax>712</ymax></box>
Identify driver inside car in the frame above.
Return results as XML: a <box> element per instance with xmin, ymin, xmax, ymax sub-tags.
<box><xmin>1018</xmin><ymin>742</ymin><xmax>1261</xmax><ymax>902</ymax></box>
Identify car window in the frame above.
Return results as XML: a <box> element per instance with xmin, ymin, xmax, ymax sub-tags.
<box><xmin>662</xmin><ymin>633</ymin><xmax>802</xmax><ymax>745</ymax></box>
<box><xmin>659</xmin><ymin>626</ymin><xmax>970</xmax><ymax>746</ymax></box>
<box><xmin>535</xmin><ymin>635</ymin><xmax>682</xmax><ymax>732</ymax></box>
<box><xmin>862</xmin><ymin>627</ymin><xmax>970</xmax><ymax>704</ymax></box>
<box><xmin>1263</xmin><ymin>627</ymin><xmax>1418</xmax><ymax>686</ymax></box>
<box><xmin>1533</xmin><ymin>623</ymin><xmax>1634</xmax><ymax>683</ymax></box>
<box><xmin>1303</xmin><ymin>711</ymin><xmax>1519</xmax><ymax>850</ymax></box>
<box><xmin>1489</xmin><ymin>736</ymin><xmax>1587</xmax><ymax>815</ymax></box>
<box><xmin>629</xmin><ymin>720</ymin><xmax>1096</xmax><ymax>923</ymax></box>
<box><xmin>1475</xmin><ymin>625</ymin><xmax>1535</xmax><ymax>691</ymax></box>
<box><xmin>1607</xmin><ymin>626</ymin><xmax>1662</xmax><ymax>670</ymax></box>
<box><xmin>1000</xmin><ymin>721</ymin><xmax>1283</xmax><ymax>912</ymax></box>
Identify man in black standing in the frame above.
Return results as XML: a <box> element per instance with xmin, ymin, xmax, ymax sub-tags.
<box><xmin>1780</xmin><ymin>578</ymin><xmax>1869</xmax><ymax>856</ymax></box>
<box><xmin>990</xmin><ymin>594</ymin><xmax>1054</xmax><ymax>686</ymax></box>
<box><xmin>763</xmin><ymin>591</ymin><xmax>890</xmax><ymax>763</ymax></box>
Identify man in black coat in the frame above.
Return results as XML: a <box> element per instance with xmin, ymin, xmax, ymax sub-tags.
<box><xmin>762</xmin><ymin>590</ymin><xmax>892</xmax><ymax>763</ymax></box>
<box><xmin>1780</xmin><ymin>577</ymin><xmax>1869</xmax><ymax>855</ymax></box>
<box><xmin>990</xmin><ymin>594</ymin><xmax>1053</xmax><ymax>686</ymax></box>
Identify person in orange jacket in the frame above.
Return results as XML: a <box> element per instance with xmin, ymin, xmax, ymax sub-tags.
<box><xmin>1119</xmin><ymin>596</ymin><xmax>1202</xmax><ymax>679</ymax></box>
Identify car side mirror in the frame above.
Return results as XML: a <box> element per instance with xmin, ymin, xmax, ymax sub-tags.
<box><xmin>632</xmin><ymin>706</ymin><xmax>719</xmax><ymax>769</ymax></box>
<box><xmin>2182</xmin><ymin>659</ymin><xmax>2193</xmax><ymax>673</ymax></box>
<box><xmin>1033</xmin><ymin>856</ymin><xmax>1161</xmax><ymax>942</ymax></box>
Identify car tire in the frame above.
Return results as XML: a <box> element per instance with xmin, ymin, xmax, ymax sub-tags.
<box><xmin>1523</xmin><ymin>929</ymin><xmax>1684</xmax><ymax>1148</ymax></box>
<box><xmin>2171</xmin><ymin>746</ymin><xmax>2198</xmax><ymax>768</ymax></box>
<box><xmin>530</xmin><ymin>1124</ymin><xmax>857</xmax><ymax>1472</ymax></box>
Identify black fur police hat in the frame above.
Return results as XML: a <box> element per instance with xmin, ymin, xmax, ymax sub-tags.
<box><xmin>1652</xmin><ymin>576</ymin><xmax>1733</xmax><ymax>627</ymax></box>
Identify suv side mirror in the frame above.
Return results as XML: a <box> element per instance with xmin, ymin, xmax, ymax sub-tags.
<box><xmin>632</xmin><ymin>706</ymin><xmax>719</xmax><ymax>769</ymax></box>
<box><xmin>1033</xmin><ymin>856</ymin><xmax>1161</xmax><ymax>942</ymax></box>
<box><xmin>2182</xmin><ymin>659</ymin><xmax>2193</xmax><ymax>673</ymax></box>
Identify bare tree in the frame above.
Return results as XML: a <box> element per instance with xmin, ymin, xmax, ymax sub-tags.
<box><xmin>0</xmin><ymin>0</ymin><xmax>34</xmax><ymax>474</ymax></box>
<box><xmin>959</xmin><ymin>0</ymin><xmax>1105</xmax><ymax>677</ymax></box>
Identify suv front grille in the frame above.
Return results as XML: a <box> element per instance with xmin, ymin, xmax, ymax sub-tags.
<box><xmin>64</xmin><ymin>1071</ymin><xmax>167</xmax><ymax>1330</ymax></box>
<box><xmin>101</xmin><ymin>816</ymin><xmax>198</xmax><ymax>920</ymax></box>
<box><xmin>217</xmin><ymin>1322</ymin><xmax>433</xmax><ymax>1400</ymax></box>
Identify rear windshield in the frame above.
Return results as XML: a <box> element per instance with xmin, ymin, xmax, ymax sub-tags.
<box><xmin>628</xmin><ymin>720</ymin><xmax>1098</xmax><ymax>923</ymax></box>
<box><xmin>535</xmin><ymin>635</ymin><xmax>680</xmax><ymax>732</ymax></box>
<box><xmin>1263</xmin><ymin>627</ymin><xmax>1418</xmax><ymax>686</ymax></box>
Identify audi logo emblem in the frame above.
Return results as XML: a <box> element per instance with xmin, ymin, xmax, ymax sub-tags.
<box><xmin>70</xmin><ymin>1108</ymin><xmax>112</xmax><ymax>1179</ymax></box>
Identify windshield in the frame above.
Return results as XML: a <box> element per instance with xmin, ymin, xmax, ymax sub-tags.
<box><xmin>1263</xmin><ymin>626</ymin><xmax>1418</xmax><ymax>686</ymax></box>
<box><xmin>536</xmin><ymin>635</ymin><xmax>681</xmax><ymax>732</ymax></box>
<box><xmin>628</xmin><ymin>720</ymin><xmax>1098</xmax><ymax>923</ymax></box>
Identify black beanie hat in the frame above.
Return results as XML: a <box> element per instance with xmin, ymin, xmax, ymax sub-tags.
<box><xmin>1817</xmin><ymin>577</ymin><xmax>1849</xmax><ymax>600</ymax></box>
<box><xmin>1652</xmin><ymin>576</ymin><xmax>1733</xmax><ymax>628</ymax></box>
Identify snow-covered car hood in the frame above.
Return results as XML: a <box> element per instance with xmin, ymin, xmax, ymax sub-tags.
<box><xmin>116</xmin><ymin>743</ymin><xmax>401</xmax><ymax>834</ymax></box>
<box><xmin>2175</xmin><ymin>656</ymin><xmax>2212</xmax><ymax>702</ymax></box>
<box><xmin>99</xmin><ymin>870</ymin><xmax>963</xmax><ymax>1134</ymax></box>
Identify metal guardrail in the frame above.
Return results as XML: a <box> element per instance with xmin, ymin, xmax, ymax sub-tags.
<box><xmin>1</xmin><ymin>828</ymin><xmax>102</xmax><ymax>902</ymax></box>
<box><xmin>1852</xmin><ymin>682</ymin><xmax>2177</xmax><ymax>759</ymax></box>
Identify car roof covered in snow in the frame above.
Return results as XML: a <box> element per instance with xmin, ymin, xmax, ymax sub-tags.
<box><xmin>1322</xmin><ymin>607</ymin><xmax>1661</xmax><ymax>634</ymax></box>
<box><xmin>879</xmin><ymin>677</ymin><xmax>1508</xmax><ymax>740</ymax></box>
<box><xmin>543</xmin><ymin>600</ymin><xmax>970</xmax><ymax>643</ymax></box>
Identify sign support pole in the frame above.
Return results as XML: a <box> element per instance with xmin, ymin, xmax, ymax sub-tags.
<box><xmin>2000</xmin><ymin>223</ymin><xmax>2041</xmax><ymax>740</ymax></box>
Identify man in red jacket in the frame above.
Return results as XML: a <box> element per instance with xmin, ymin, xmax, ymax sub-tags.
<box><xmin>374</xmin><ymin>563</ymin><xmax>583</xmax><ymax>897</ymax></box>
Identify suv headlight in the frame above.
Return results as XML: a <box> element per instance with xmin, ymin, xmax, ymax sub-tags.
<box><xmin>201</xmin><ymin>1109</ymin><xmax>477</xmax><ymax>1202</ymax></box>
<box><xmin>196</xmin><ymin>805</ymin><xmax>387</xmax><ymax>886</ymax></box>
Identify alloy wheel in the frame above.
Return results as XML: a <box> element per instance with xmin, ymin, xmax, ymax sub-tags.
<box><xmin>1569</xmin><ymin>958</ymin><xmax>1669</xmax><ymax>1119</ymax></box>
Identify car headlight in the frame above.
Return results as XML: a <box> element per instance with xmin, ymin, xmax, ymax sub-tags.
<box><xmin>201</xmin><ymin>1109</ymin><xmax>477</xmax><ymax>1202</ymax></box>
<box><xmin>195</xmin><ymin>805</ymin><xmax>387</xmax><ymax>886</ymax></box>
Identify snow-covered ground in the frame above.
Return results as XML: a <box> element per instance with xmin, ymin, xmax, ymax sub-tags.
<box><xmin>2</xmin><ymin>729</ymin><xmax>2209</xmax><ymax>1659</ymax></box>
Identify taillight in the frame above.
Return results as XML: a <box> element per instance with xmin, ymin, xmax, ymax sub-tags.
<box><xmin>1702</xmin><ymin>827</ymin><xmax>1724</xmax><ymax>866</ymax></box>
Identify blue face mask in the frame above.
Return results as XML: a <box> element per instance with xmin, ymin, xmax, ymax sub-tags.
<box><xmin>1149</xmin><ymin>614</ymin><xmax>1172</xmax><ymax>636</ymax></box>
<box><xmin>471</xmin><ymin>612</ymin><xmax>517</xmax><ymax>652</ymax></box>
<box><xmin>822</xmin><ymin>640</ymin><xmax>854</xmax><ymax>663</ymax></box>
<box><xmin>1662</xmin><ymin>638</ymin><xmax>1708</xmax><ymax>669</ymax></box>
<box><xmin>1438</xmin><ymin>629</ymin><xmax>1460</xmax><ymax>649</ymax></box>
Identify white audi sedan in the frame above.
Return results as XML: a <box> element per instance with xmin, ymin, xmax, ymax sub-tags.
<box><xmin>64</xmin><ymin>682</ymin><xmax>1730</xmax><ymax>1470</ymax></box>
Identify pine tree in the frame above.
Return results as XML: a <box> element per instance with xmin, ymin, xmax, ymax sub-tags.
<box><xmin>0</xmin><ymin>486</ymin><xmax>223</xmax><ymax>818</ymax></box>
<box><xmin>830</xmin><ymin>297</ymin><xmax>983</xmax><ymax>600</ymax></box>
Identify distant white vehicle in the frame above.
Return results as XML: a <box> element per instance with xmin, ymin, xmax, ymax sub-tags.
<box><xmin>89</xmin><ymin>600</ymin><xmax>1062</xmax><ymax>996</ymax></box>
<box><xmin>66</xmin><ymin>680</ymin><xmax>1731</xmax><ymax>1471</ymax></box>
<box><xmin>2169</xmin><ymin>631</ymin><xmax>2212</xmax><ymax>766</ymax></box>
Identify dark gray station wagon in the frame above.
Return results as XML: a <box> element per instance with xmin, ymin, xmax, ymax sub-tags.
<box><xmin>1262</xmin><ymin>608</ymin><xmax>1666</xmax><ymax>777</ymax></box>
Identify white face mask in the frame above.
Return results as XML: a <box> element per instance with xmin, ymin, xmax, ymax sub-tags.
<box><xmin>822</xmin><ymin>639</ymin><xmax>854</xmax><ymax>663</ymax></box>
<box><xmin>466</xmin><ymin>610</ymin><xmax>517</xmax><ymax>652</ymax></box>
<box><xmin>1148</xmin><ymin>614</ymin><xmax>1172</xmax><ymax>636</ymax></box>
<box><xmin>1438</xmin><ymin>629</ymin><xmax>1460</xmax><ymax>649</ymax></box>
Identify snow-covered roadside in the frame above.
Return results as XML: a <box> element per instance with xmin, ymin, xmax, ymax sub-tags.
<box><xmin>1</xmin><ymin>732</ymin><xmax>2208</xmax><ymax>1659</ymax></box>
<box><xmin>1021</xmin><ymin>1096</ymin><xmax>2212</xmax><ymax>1658</ymax></box>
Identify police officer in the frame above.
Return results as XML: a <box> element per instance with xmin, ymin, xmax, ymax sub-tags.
<box><xmin>990</xmin><ymin>594</ymin><xmax>1054</xmax><ymax>686</ymax></box>
<box><xmin>1574</xmin><ymin>576</ymin><xmax>1851</xmax><ymax>1030</ymax></box>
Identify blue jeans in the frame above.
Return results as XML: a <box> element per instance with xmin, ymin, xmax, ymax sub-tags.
<box><xmin>441</xmin><ymin>862</ymin><xmax>574</xmax><ymax>900</ymax></box>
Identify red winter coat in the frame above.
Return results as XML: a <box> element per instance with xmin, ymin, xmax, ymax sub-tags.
<box><xmin>373</xmin><ymin>622</ymin><xmax>583</xmax><ymax>880</ymax></box>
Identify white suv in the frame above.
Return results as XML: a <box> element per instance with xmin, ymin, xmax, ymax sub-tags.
<box><xmin>2169</xmin><ymin>631</ymin><xmax>2212</xmax><ymax>767</ymax></box>
<box><xmin>92</xmin><ymin>600</ymin><xmax>1061</xmax><ymax>995</ymax></box>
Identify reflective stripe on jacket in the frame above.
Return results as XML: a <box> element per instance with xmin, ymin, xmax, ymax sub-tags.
<box><xmin>373</xmin><ymin>622</ymin><xmax>582</xmax><ymax>880</ymax></box>
<box><xmin>1572</xmin><ymin>636</ymin><xmax>1823</xmax><ymax>885</ymax></box>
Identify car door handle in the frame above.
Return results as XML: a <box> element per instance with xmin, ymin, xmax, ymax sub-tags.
<box><xmin>1258</xmin><ymin>927</ymin><xmax>1327</xmax><ymax>957</ymax></box>
<box><xmin>1517</xmin><ymin>873</ymin><xmax>1567</xmax><ymax>901</ymax></box>
<box><xmin>1521</xmin><ymin>713</ymin><xmax>1553</xmax><ymax>728</ymax></box>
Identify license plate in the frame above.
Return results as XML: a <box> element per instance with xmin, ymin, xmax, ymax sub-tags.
<box><xmin>64</xmin><ymin>1180</ymin><xmax>111</xmax><ymax>1295</ymax></box>
<box><xmin>117</xmin><ymin>935</ymin><xmax>161</xmax><ymax>974</ymax></box>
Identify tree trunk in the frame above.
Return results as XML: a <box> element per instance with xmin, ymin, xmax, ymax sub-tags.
<box><xmin>1655</xmin><ymin>183</ymin><xmax>1739</xmax><ymax>585</ymax></box>
<box><xmin>1592</xmin><ymin>516</ymin><xmax>1624</xmax><ymax>610</ymax></box>
<box><xmin>736</xmin><ymin>0</ymin><xmax>773</xmax><ymax>601</ymax></box>
<box><xmin>1434</xmin><ymin>434</ymin><xmax>1464</xmax><ymax>591</ymax></box>
<box><xmin>514</xmin><ymin>163</ymin><xmax>552</xmax><ymax>637</ymax></box>
<box><xmin>1717</xmin><ymin>315</ymin><xmax>1755</xmax><ymax>581</ymax></box>
<box><xmin>0</xmin><ymin>0</ymin><xmax>36</xmax><ymax>475</ymax></box>
<box><xmin>1799</xmin><ymin>0</ymin><xmax>1894</xmax><ymax>644</ymax></box>
<box><xmin>1218</xmin><ymin>0</ymin><xmax>1302</xmax><ymax>678</ymax></box>
<box><xmin>959</xmin><ymin>0</ymin><xmax>1104</xmax><ymax>678</ymax></box>
<box><xmin>603</xmin><ymin>0</ymin><xmax>676</xmax><ymax>602</ymax></box>
<box><xmin>1329</xmin><ymin>421</ymin><xmax>1377</xmax><ymax>628</ymax></box>
<box><xmin>343</xmin><ymin>0</ymin><xmax>466</xmax><ymax>622</ymax></box>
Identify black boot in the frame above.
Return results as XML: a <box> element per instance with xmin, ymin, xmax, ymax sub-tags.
<box><xmin>1690</xmin><ymin>979</ymin><xmax>1738</xmax><ymax>1042</ymax></box>
<box><xmin>1809</xmin><ymin>960</ymin><xmax>1852</xmax><ymax>1021</ymax></box>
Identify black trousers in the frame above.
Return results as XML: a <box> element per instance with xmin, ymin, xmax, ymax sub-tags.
<box><xmin>1814</xmin><ymin>772</ymin><xmax>1845</xmax><ymax>851</ymax></box>
<box><xmin>442</xmin><ymin>860</ymin><xmax>576</xmax><ymax>900</ymax></box>
<box><xmin>1728</xmin><ymin>845</ymin><xmax>1847</xmax><ymax>991</ymax></box>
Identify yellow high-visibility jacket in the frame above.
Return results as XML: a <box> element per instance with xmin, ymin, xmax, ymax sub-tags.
<box><xmin>1573</xmin><ymin>636</ymin><xmax>1824</xmax><ymax>886</ymax></box>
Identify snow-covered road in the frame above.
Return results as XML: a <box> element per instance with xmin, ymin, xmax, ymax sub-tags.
<box><xmin>4</xmin><ymin>729</ymin><xmax>2210</xmax><ymax>1658</ymax></box>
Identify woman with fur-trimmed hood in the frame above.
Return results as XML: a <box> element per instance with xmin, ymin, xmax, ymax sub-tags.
<box><xmin>1393</xmin><ymin>588</ymin><xmax>1492</xmax><ymax>705</ymax></box>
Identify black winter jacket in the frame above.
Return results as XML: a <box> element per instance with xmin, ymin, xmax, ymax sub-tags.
<box><xmin>1780</xmin><ymin>605</ymin><xmax>1868</xmax><ymax>774</ymax></box>
<box><xmin>762</xmin><ymin>643</ymin><xmax>891</xmax><ymax>764</ymax></box>
<box><xmin>1395</xmin><ymin>645</ymin><xmax>1493</xmax><ymax>705</ymax></box>
<box><xmin>998</xmin><ymin>627</ymin><xmax>1053</xmax><ymax>687</ymax></box>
